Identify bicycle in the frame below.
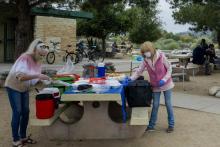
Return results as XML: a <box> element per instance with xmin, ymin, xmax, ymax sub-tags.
<box><xmin>87</xmin><ymin>45</ymin><xmax>105</xmax><ymax>62</ymax></box>
<box><xmin>46</xmin><ymin>41</ymin><xmax>79</xmax><ymax>64</ymax></box>
<box><xmin>76</xmin><ymin>42</ymin><xmax>105</xmax><ymax>63</ymax></box>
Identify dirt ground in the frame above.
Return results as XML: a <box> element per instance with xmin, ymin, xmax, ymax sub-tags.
<box><xmin>1</xmin><ymin>87</ymin><xmax>220</xmax><ymax>147</ymax></box>
<box><xmin>173</xmin><ymin>71</ymin><xmax>220</xmax><ymax>96</ymax></box>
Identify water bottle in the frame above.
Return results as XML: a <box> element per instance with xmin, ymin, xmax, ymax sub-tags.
<box><xmin>97</xmin><ymin>63</ymin><xmax>106</xmax><ymax>78</ymax></box>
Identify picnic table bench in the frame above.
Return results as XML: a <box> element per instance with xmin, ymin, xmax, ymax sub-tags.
<box><xmin>30</xmin><ymin>104</ymin><xmax>70</xmax><ymax>126</ymax></box>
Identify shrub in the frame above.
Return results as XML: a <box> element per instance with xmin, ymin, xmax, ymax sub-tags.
<box><xmin>164</xmin><ymin>42</ymin><xmax>180</xmax><ymax>50</ymax></box>
<box><xmin>162</xmin><ymin>39</ymin><xmax>175</xmax><ymax>44</ymax></box>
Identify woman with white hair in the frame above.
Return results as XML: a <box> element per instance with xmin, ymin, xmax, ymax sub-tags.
<box><xmin>5</xmin><ymin>39</ymin><xmax>50</xmax><ymax>147</ymax></box>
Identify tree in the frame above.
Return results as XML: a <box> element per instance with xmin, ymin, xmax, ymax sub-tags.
<box><xmin>77</xmin><ymin>0</ymin><xmax>161</xmax><ymax>48</ymax></box>
<box><xmin>168</xmin><ymin>0</ymin><xmax>220</xmax><ymax>46</ymax></box>
<box><xmin>126</xmin><ymin>7</ymin><xmax>161</xmax><ymax>44</ymax></box>
<box><xmin>3</xmin><ymin>0</ymin><xmax>82</xmax><ymax>59</ymax></box>
<box><xmin>162</xmin><ymin>31</ymin><xmax>180</xmax><ymax>41</ymax></box>
<box><xmin>77</xmin><ymin>0</ymin><xmax>129</xmax><ymax>50</ymax></box>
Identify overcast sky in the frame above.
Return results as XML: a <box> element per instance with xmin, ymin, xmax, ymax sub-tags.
<box><xmin>157</xmin><ymin>0</ymin><xmax>192</xmax><ymax>33</ymax></box>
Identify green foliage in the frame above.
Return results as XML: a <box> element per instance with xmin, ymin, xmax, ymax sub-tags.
<box><xmin>189</xmin><ymin>37</ymin><xmax>211</xmax><ymax>49</ymax></box>
<box><xmin>165</xmin><ymin>42</ymin><xmax>180</xmax><ymax>50</ymax></box>
<box><xmin>196</xmin><ymin>37</ymin><xmax>212</xmax><ymax>45</ymax></box>
<box><xmin>77</xmin><ymin>0</ymin><xmax>162</xmax><ymax>47</ymax></box>
<box><xmin>154</xmin><ymin>38</ymin><xmax>180</xmax><ymax>50</ymax></box>
<box><xmin>163</xmin><ymin>39</ymin><xmax>175</xmax><ymax>44</ymax></box>
<box><xmin>154</xmin><ymin>33</ymin><xmax>219</xmax><ymax>50</ymax></box>
<box><xmin>168</xmin><ymin>0</ymin><xmax>220</xmax><ymax>46</ymax></box>
<box><xmin>162</xmin><ymin>31</ymin><xmax>180</xmax><ymax>41</ymax></box>
<box><xmin>77</xmin><ymin>1</ymin><xmax>127</xmax><ymax>39</ymax></box>
<box><xmin>129</xmin><ymin>19</ymin><xmax>162</xmax><ymax>44</ymax></box>
<box><xmin>179</xmin><ymin>35</ymin><xmax>194</xmax><ymax>43</ymax></box>
<box><xmin>125</xmin><ymin>6</ymin><xmax>162</xmax><ymax>44</ymax></box>
<box><xmin>154</xmin><ymin>42</ymin><xmax>163</xmax><ymax>49</ymax></box>
<box><xmin>109</xmin><ymin>34</ymin><xmax>129</xmax><ymax>43</ymax></box>
<box><xmin>155</xmin><ymin>26</ymin><xmax>219</xmax><ymax>50</ymax></box>
<box><xmin>77</xmin><ymin>0</ymin><xmax>129</xmax><ymax>49</ymax></box>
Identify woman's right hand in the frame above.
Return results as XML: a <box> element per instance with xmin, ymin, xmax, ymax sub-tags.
<box><xmin>38</xmin><ymin>74</ymin><xmax>51</xmax><ymax>81</ymax></box>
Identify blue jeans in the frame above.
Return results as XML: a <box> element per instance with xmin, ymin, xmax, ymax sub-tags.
<box><xmin>6</xmin><ymin>87</ymin><xmax>29</xmax><ymax>142</ymax></box>
<box><xmin>148</xmin><ymin>89</ymin><xmax>175</xmax><ymax>129</ymax></box>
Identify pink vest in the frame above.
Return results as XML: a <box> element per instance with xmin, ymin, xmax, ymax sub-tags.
<box><xmin>144</xmin><ymin>53</ymin><xmax>172</xmax><ymax>88</ymax></box>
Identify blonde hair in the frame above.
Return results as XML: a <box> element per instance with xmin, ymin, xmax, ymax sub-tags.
<box><xmin>140</xmin><ymin>41</ymin><xmax>156</xmax><ymax>53</ymax></box>
<box><xmin>25</xmin><ymin>38</ymin><xmax>43</xmax><ymax>55</ymax></box>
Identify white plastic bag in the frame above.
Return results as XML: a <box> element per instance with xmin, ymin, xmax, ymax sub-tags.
<box><xmin>57</xmin><ymin>57</ymin><xmax>75</xmax><ymax>74</ymax></box>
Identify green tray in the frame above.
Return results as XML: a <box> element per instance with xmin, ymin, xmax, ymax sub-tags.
<box><xmin>54</xmin><ymin>77</ymin><xmax>74</xmax><ymax>84</ymax></box>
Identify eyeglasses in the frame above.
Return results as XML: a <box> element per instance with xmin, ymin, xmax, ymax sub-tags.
<box><xmin>39</xmin><ymin>45</ymin><xmax>49</xmax><ymax>49</ymax></box>
<box><xmin>36</xmin><ymin>42</ymin><xmax>49</xmax><ymax>50</ymax></box>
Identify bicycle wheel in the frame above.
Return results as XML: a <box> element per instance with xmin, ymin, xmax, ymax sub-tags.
<box><xmin>76</xmin><ymin>52</ymin><xmax>84</xmax><ymax>62</ymax></box>
<box><xmin>88</xmin><ymin>51</ymin><xmax>96</xmax><ymax>62</ymax></box>
<box><xmin>99</xmin><ymin>51</ymin><xmax>105</xmax><ymax>62</ymax></box>
<box><xmin>66</xmin><ymin>53</ymin><xmax>79</xmax><ymax>64</ymax></box>
<box><xmin>92</xmin><ymin>51</ymin><xmax>105</xmax><ymax>63</ymax></box>
<box><xmin>83</xmin><ymin>50</ymin><xmax>88</xmax><ymax>58</ymax></box>
<box><xmin>46</xmin><ymin>52</ymin><xmax>55</xmax><ymax>64</ymax></box>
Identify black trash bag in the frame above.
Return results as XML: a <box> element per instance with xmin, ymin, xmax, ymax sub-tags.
<box><xmin>136</xmin><ymin>76</ymin><xmax>144</xmax><ymax>80</ymax></box>
<box><xmin>77</xmin><ymin>84</ymin><xmax>93</xmax><ymax>91</ymax></box>
<box><xmin>125</xmin><ymin>80</ymin><xmax>153</xmax><ymax>107</ymax></box>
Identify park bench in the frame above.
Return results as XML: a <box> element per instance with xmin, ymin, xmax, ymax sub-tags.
<box><xmin>214</xmin><ymin>58</ymin><xmax>220</xmax><ymax>69</ymax></box>
<box><xmin>172</xmin><ymin>73</ymin><xmax>189</xmax><ymax>82</ymax></box>
<box><xmin>30</xmin><ymin>104</ymin><xmax>70</xmax><ymax>126</ymax></box>
<box><xmin>130</xmin><ymin>107</ymin><xmax>148</xmax><ymax>125</ymax></box>
<box><xmin>115</xmin><ymin>101</ymin><xmax>149</xmax><ymax>125</ymax></box>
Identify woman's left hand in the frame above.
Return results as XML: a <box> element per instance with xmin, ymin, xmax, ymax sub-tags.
<box><xmin>159</xmin><ymin>80</ymin><xmax>165</xmax><ymax>87</ymax></box>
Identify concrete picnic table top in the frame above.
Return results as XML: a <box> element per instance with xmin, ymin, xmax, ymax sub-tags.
<box><xmin>170</xmin><ymin>54</ymin><xmax>192</xmax><ymax>59</ymax></box>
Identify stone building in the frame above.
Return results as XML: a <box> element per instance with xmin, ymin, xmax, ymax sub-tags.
<box><xmin>0</xmin><ymin>3</ymin><xmax>92</xmax><ymax>63</ymax></box>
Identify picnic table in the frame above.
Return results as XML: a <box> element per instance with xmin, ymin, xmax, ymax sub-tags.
<box><xmin>170</xmin><ymin>54</ymin><xmax>200</xmax><ymax>90</ymax></box>
<box><xmin>170</xmin><ymin>54</ymin><xmax>192</xmax><ymax>67</ymax></box>
<box><xmin>31</xmin><ymin>85</ymin><xmax>148</xmax><ymax>140</ymax></box>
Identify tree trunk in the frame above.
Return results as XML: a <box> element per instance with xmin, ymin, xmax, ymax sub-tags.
<box><xmin>15</xmin><ymin>0</ymin><xmax>33</xmax><ymax>59</ymax></box>
<box><xmin>217</xmin><ymin>30</ymin><xmax>220</xmax><ymax>48</ymax></box>
<box><xmin>101</xmin><ymin>37</ymin><xmax>106</xmax><ymax>51</ymax></box>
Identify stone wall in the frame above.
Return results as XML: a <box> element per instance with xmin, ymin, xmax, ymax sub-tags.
<box><xmin>34</xmin><ymin>16</ymin><xmax>76</xmax><ymax>64</ymax></box>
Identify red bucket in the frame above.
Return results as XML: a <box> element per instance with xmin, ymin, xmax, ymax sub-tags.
<box><xmin>36</xmin><ymin>94</ymin><xmax>55</xmax><ymax>119</ymax></box>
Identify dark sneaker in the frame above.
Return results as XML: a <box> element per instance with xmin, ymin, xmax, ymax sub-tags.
<box><xmin>145</xmin><ymin>127</ymin><xmax>155</xmax><ymax>132</ymax></box>
<box><xmin>166</xmin><ymin>127</ymin><xmax>174</xmax><ymax>133</ymax></box>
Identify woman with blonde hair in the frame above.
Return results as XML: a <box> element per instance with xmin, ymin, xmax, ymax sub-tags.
<box><xmin>130</xmin><ymin>41</ymin><xmax>175</xmax><ymax>133</ymax></box>
<box><xmin>5</xmin><ymin>39</ymin><xmax>50</xmax><ymax>147</ymax></box>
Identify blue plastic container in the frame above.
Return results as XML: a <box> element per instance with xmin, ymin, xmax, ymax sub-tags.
<box><xmin>97</xmin><ymin>63</ymin><xmax>106</xmax><ymax>77</ymax></box>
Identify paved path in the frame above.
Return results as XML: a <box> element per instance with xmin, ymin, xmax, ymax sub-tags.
<box><xmin>0</xmin><ymin>59</ymin><xmax>132</xmax><ymax>73</ymax></box>
<box><xmin>161</xmin><ymin>92</ymin><xmax>220</xmax><ymax>115</ymax></box>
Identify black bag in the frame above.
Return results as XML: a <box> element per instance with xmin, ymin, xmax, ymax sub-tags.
<box><xmin>125</xmin><ymin>80</ymin><xmax>153</xmax><ymax>107</ymax></box>
<box><xmin>77</xmin><ymin>84</ymin><xmax>92</xmax><ymax>91</ymax></box>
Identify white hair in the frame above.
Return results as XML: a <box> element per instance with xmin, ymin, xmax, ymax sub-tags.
<box><xmin>25</xmin><ymin>38</ymin><xmax>43</xmax><ymax>55</ymax></box>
